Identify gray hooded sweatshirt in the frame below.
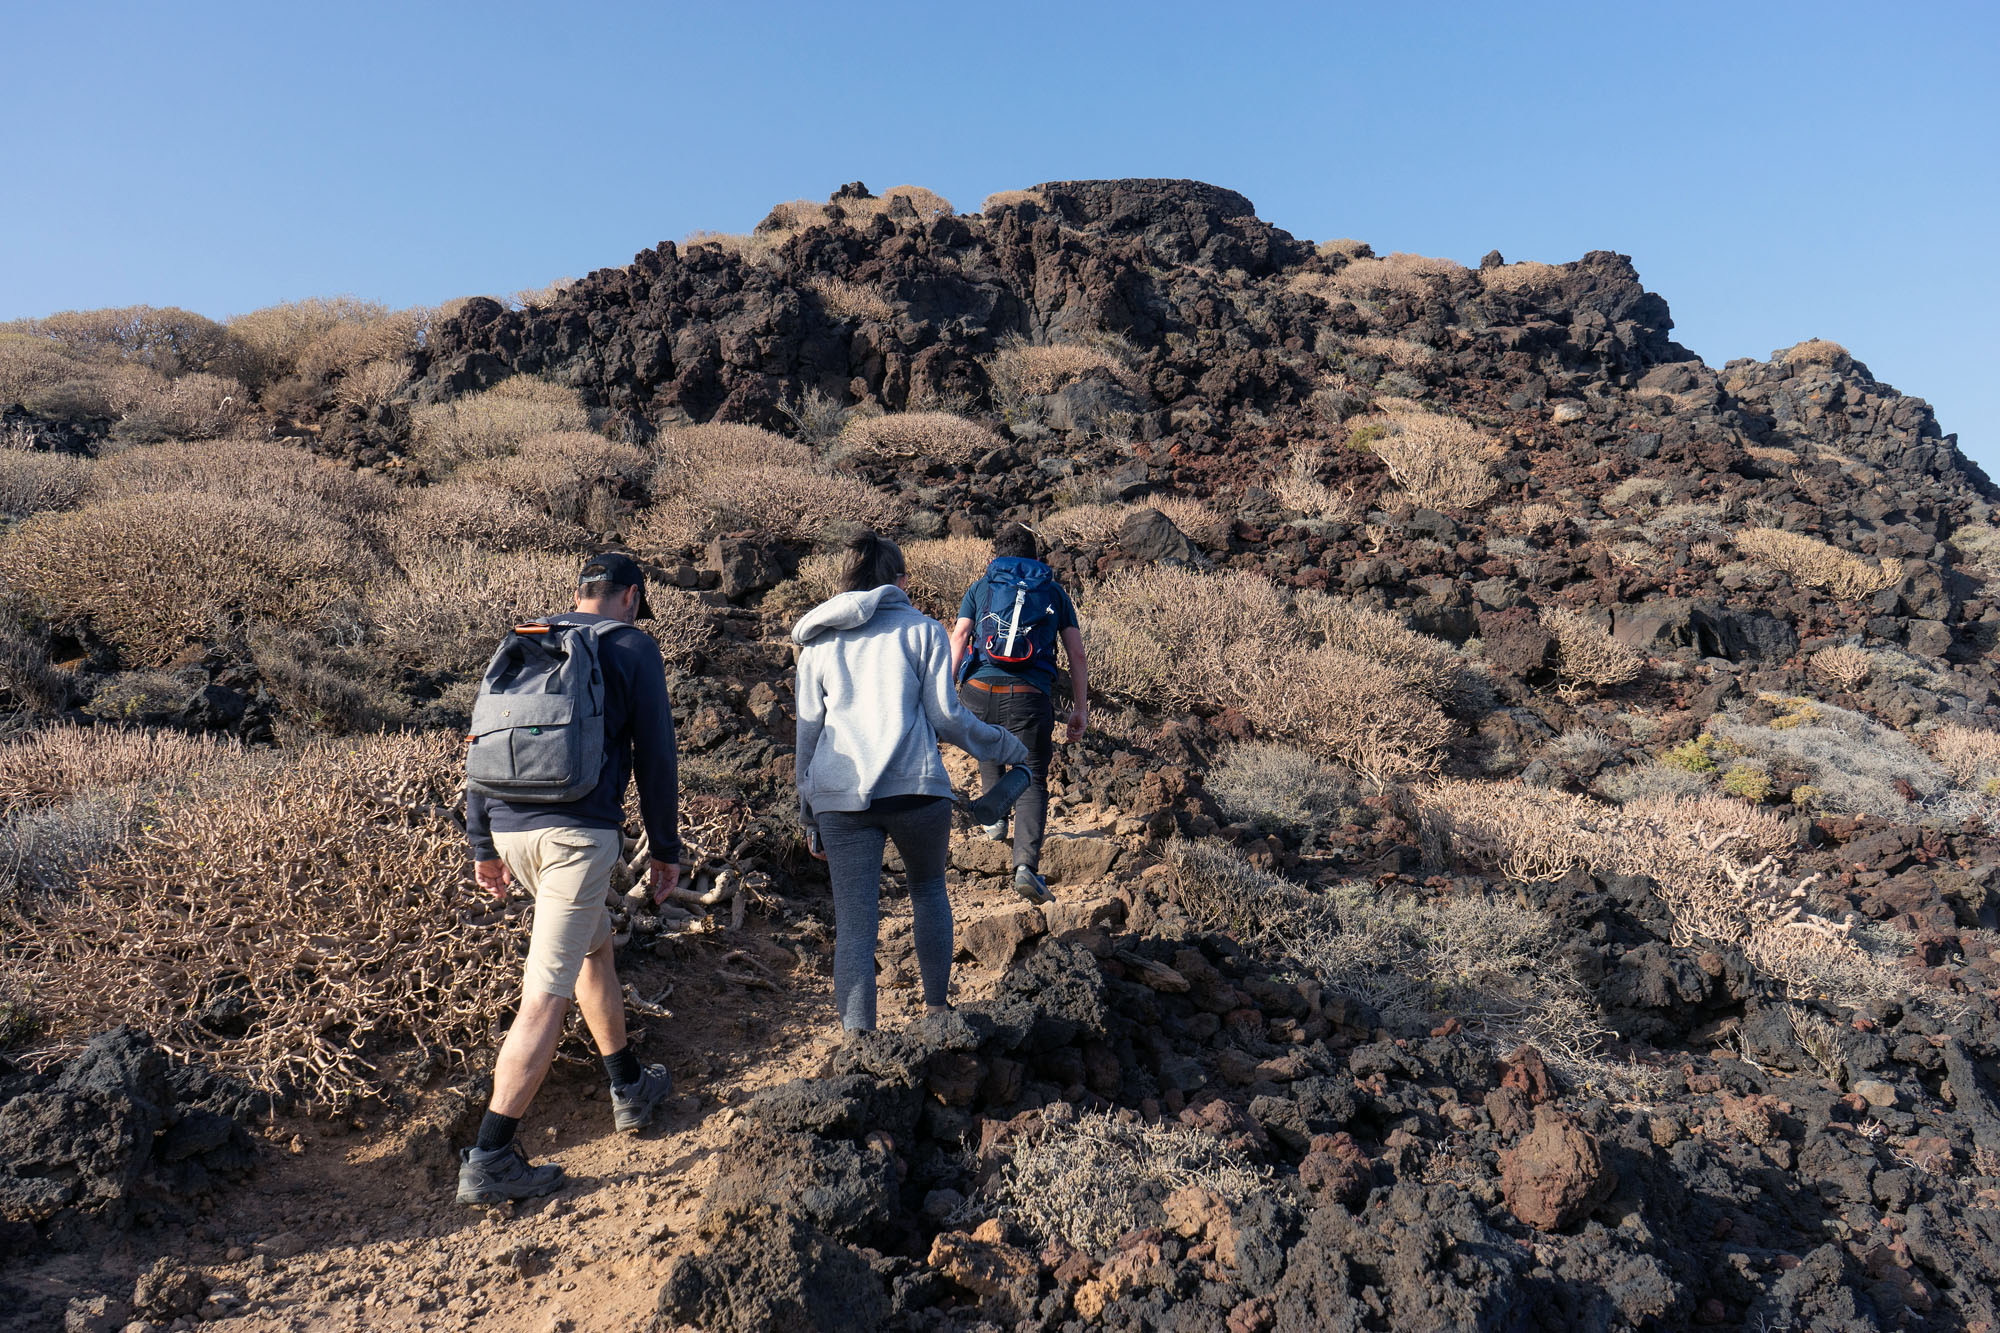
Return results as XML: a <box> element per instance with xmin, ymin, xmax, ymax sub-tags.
<box><xmin>793</xmin><ymin>585</ymin><xmax>1031</xmax><ymax>828</ymax></box>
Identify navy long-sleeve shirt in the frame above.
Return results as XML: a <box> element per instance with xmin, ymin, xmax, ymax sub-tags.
<box><xmin>465</xmin><ymin>612</ymin><xmax>680</xmax><ymax>865</ymax></box>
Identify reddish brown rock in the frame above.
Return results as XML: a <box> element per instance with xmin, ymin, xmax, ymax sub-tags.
<box><xmin>928</xmin><ymin>1228</ymin><xmax>1040</xmax><ymax>1322</ymax></box>
<box><xmin>1500</xmin><ymin>1107</ymin><xmax>1617</xmax><ymax>1230</ymax></box>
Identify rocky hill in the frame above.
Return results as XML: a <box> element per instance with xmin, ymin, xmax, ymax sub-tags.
<box><xmin>4</xmin><ymin>179</ymin><xmax>2000</xmax><ymax>1332</ymax></box>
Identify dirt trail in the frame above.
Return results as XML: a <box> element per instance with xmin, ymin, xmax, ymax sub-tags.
<box><xmin>5</xmin><ymin>788</ymin><xmax>1120</xmax><ymax>1333</ymax></box>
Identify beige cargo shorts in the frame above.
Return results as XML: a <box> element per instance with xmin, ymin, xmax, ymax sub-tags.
<box><xmin>492</xmin><ymin>826</ymin><xmax>622</xmax><ymax>1000</ymax></box>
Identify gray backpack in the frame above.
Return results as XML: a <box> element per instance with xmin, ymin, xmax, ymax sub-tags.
<box><xmin>465</xmin><ymin>619</ymin><xmax>632</xmax><ymax>803</ymax></box>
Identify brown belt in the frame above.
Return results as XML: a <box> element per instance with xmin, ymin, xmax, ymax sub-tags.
<box><xmin>964</xmin><ymin>678</ymin><xmax>1041</xmax><ymax>695</ymax></box>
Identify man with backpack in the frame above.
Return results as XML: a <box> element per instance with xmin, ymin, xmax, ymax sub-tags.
<box><xmin>456</xmin><ymin>552</ymin><xmax>680</xmax><ymax>1205</ymax></box>
<box><xmin>950</xmin><ymin>524</ymin><xmax>1089</xmax><ymax>904</ymax></box>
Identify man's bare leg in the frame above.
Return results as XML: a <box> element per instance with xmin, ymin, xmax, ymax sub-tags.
<box><xmin>489</xmin><ymin>990</ymin><xmax>570</xmax><ymax>1119</ymax></box>
<box><xmin>573</xmin><ymin>939</ymin><xmax>628</xmax><ymax>1057</ymax></box>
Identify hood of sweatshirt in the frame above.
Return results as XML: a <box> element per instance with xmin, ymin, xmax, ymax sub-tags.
<box><xmin>791</xmin><ymin>585</ymin><xmax>914</xmax><ymax>645</ymax></box>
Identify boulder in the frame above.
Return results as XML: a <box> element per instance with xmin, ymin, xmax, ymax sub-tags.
<box><xmin>658</xmin><ymin>1202</ymin><xmax>887</xmax><ymax>1333</ymax></box>
<box><xmin>1118</xmin><ymin>507</ymin><xmax>1200</xmax><ymax>566</ymax></box>
<box><xmin>707</xmin><ymin>536</ymin><xmax>796</xmax><ymax>600</ymax></box>
<box><xmin>1499</xmin><ymin>1107</ymin><xmax>1616</xmax><ymax>1230</ymax></box>
<box><xmin>1039</xmin><ymin>833</ymin><xmax>1121</xmax><ymax>884</ymax></box>
<box><xmin>928</xmin><ymin>1227</ymin><xmax>1041</xmax><ymax>1323</ymax></box>
<box><xmin>960</xmin><ymin>907</ymin><xmax>1047</xmax><ymax>970</ymax></box>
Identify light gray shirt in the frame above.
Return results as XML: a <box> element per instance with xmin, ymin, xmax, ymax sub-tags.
<box><xmin>793</xmin><ymin>585</ymin><xmax>1030</xmax><ymax>828</ymax></box>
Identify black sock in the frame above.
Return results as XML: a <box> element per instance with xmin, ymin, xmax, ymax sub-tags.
<box><xmin>475</xmin><ymin>1111</ymin><xmax>519</xmax><ymax>1153</ymax></box>
<box><xmin>604</xmin><ymin>1046</ymin><xmax>642</xmax><ymax>1087</ymax></box>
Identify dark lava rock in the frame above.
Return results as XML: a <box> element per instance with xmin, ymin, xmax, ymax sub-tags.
<box><xmin>657</xmin><ymin>1201</ymin><xmax>888</xmax><ymax>1333</ymax></box>
<box><xmin>0</xmin><ymin>1027</ymin><xmax>258</xmax><ymax>1252</ymax></box>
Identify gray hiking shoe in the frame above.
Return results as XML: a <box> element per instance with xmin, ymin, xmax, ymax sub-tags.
<box><xmin>980</xmin><ymin>819</ymin><xmax>1009</xmax><ymax>842</ymax></box>
<box><xmin>1013</xmin><ymin>865</ymin><xmax>1053</xmax><ymax>905</ymax></box>
<box><xmin>456</xmin><ymin>1142</ymin><xmax>564</xmax><ymax>1205</ymax></box>
<box><xmin>610</xmin><ymin>1063</ymin><xmax>674</xmax><ymax>1133</ymax></box>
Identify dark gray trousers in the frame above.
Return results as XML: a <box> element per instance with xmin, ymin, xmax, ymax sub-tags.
<box><xmin>957</xmin><ymin>682</ymin><xmax>1054</xmax><ymax>871</ymax></box>
<box><xmin>817</xmin><ymin>796</ymin><xmax>954</xmax><ymax>1032</ymax></box>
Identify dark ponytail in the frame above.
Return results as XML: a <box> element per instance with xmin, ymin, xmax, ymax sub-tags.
<box><xmin>840</xmin><ymin>531</ymin><xmax>906</xmax><ymax>593</ymax></box>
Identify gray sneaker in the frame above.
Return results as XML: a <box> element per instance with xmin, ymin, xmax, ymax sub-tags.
<box><xmin>980</xmin><ymin>818</ymin><xmax>1009</xmax><ymax>842</ymax></box>
<box><xmin>1013</xmin><ymin>865</ymin><xmax>1053</xmax><ymax>905</ymax></box>
<box><xmin>456</xmin><ymin>1142</ymin><xmax>564</xmax><ymax>1205</ymax></box>
<box><xmin>610</xmin><ymin>1063</ymin><xmax>674</xmax><ymax>1133</ymax></box>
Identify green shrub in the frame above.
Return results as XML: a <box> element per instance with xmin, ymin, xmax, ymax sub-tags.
<box><xmin>1721</xmin><ymin>764</ymin><xmax>1773</xmax><ymax>801</ymax></box>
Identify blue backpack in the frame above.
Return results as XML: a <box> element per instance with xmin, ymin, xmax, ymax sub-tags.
<box><xmin>961</xmin><ymin>557</ymin><xmax>1062</xmax><ymax>682</ymax></box>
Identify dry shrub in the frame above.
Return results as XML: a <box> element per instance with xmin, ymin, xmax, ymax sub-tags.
<box><xmin>760</xmin><ymin>198</ymin><xmax>832</xmax><ymax>233</ymax></box>
<box><xmin>115</xmin><ymin>371</ymin><xmax>250</xmax><ymax>440</ymax></box>
<box><xmin>409</xmin><ymin>377</ymin><xmax>589</xmax><ymax>472</ymax></box>
<box><xmin>1317</xmin><ymin>238</ymin><xmax>1372</xmax><ymax>260</ymax></box>
<box><xmin>390</xmin><ymin>481</ymin><xmax>592</xmax><ymax>554</ymax></box>
<box><xmin>765</xmin><ymin>551</ymin><xmax>844</xmax><ymax>621</ymax></box>
<box><xmin>509</xmin><ymin>278</ymin><xmax>576</xmax><ymax>311</ymax></box>
<box><xmin>1241</xmin><ymin>646</ymin><xmax>1451</xmax><ymax>787</ymax></box>
<box><xmin>986</xmin><ymin>340</ymin><xmax>1124</xmax><ymax>398</ymax></box>
<box><xmin>0</xmin><ymin>334</ymin><xmax>91</xmax><ymax>404</ymax></box>
<box><xmin>0</xmin><ymin>790</ymin><xmax>141</xmax><ymax>904</ymax></box>
<box><xmin>0</xmin><ymin>449</ymin><xmax>90</xmax><ymax>517</ymax></box>
<box><xmin>805</xmin><ymin>276</ymin><xmax>895</xmax><ymax>324</ymax></box>
<box><xmin>1373</xmin><ymin>409</ymin><xmax>1500</xmax><ymax>510</ymax></box>
<box><xmin>1480</xmin><ymin>261</ymin><xmax>1565</xmax><ymax>296</ymax></box>
<box><xmin>637</xmin><ymin>588</ymin><xmax>715</xmax><ymax>671</ymax></box>
<box><xmin>1082</xmin><ymin>567</ymin><xmax>1297</xmax><ymax>712</ymax></box>
<box><xmin>654</xmin><ymin>422</ymin><xmax>812</xmax><ymax>482</ymax></box>
<box><xmin>1206</xmin><ymin>742</ymin><xmax>1356</xmax><ymax>846</ymax></box>
<box><xmin>226</xmin><ymin>297</ymin><xmax>394</xmax><ymax>382</ymax></box>
<box><xmin>633</xmin><ymin>465</ymin><xmax>904</xmax><ymax>552</ymax></box>
<box><xmin>1345</xmin><ymin>334</ymin><xmax>1443</xmax><ymax>373</ymax></box>
<box><xmin>1538</xmin><ymin>606</ymin><xmax>1642</xmax><ymax>688</ymax></box>
<box><xmin>902</xmin><ymin>536</ymin><xmax>993</xmax><ymax>622</ymax></box>
<box><xmin>367</xmin><ymin>544</ymin><xmax>581</xmax><ymax>674</ymax></box>
<box><xmin>1320</xmin><ymin>253</ymin><xmax>1466</xmax><ymax>301</ymax></box>
<box><xmin>1040</xmin><ymin>498</ymin><xmax>1229</xmax><ymax>550</ymax></box>
<box><xmin>839</xmin><ymin>185</ymin><xmax>954</xmax><ymax>222</ymax></box>
<box><xmin>1</xmin><ymin>733</ymin><xmax>520</xmax><ymax>1107</ymax></box>
<box><xmin>1809</xmin><ymin>644</ymin><xmax>1873</xmax><ymax>691</ymax></box>
<box><xmin>1735</xmin><ymin>527</ymin><xmax>1899</xmax><ymax>601</ymax></box>
<box><xmin>981</xmin><ymin>189</ymin><xmax>1045</xmax><ymax>212</ymax></box>
<box><xmin>0</xmin><ymin>724</ymin><xmax>247</xmax><ymax>812</ymax></box>
<box><xmin>1165</xmin><ymin>839</ymin><xmax>1599</xmax><ymax>1057</ymax></box>
<box><xmin>1927</xmin><ymin>724</ymin><xmax>2000</xmax><ymax>789</ymax></box>
<box><xmin>2</xmin><ymin>306</ymin><xmax>242</xmax><ymax>377</ymax></box>
<box><xmin>290</xmin><ymin>307</ymin><xmax>427</xmax><ymax>385</ymax></box>
<box><xmin>1293</xmin><ymin>591</ymin><xmax>1464</xmax><ymax>705</ymax></box>
<box><xmin>1294</xmin><ymin>880</ymin><xmax>1603</xmax><ymax>1058</ymax></box>
<box><xmin>1147</xmin><ymin>496</ymin><xmax>1231</xmax><ymax>549</ymax></box>
<box><xmin>988</xmin><ymin>1104</ymin><xmax>1268</xmax><ymax>1255</ymax></box>
<box><xmin>336</xmin><ymin>357</ymin><xmax>410</xmax><ymax>411</ymax></box>
<box><xmin>1271</xmin><ymin>447</ymin><xmax>1356</xmax><ymax>523</ymax></box>
<box><xmin>1417</xmin><ymin>780</ymin><xmax>1901</xmax><ymax>1005</ymax></box>
<box><xmin>0</xmin><ymin>494</ymin><xmax>378</xmax><ymax>667</ymax></box>
<box><xmin>1781</xmin><ymin>339</ymin><xmax>1850</xmax><ymax>369</ymax></box>
<box><xmin>1037</xmin><ymin>503</ymin><xmax>1126</xmax><ymax>548</ymax></box>
<box><xmin>93</xmin><ymin>438</ymin><xmax>395</xmax><ymax>519</ymax></box>
<box><xmin>1705</xmin><ymin>697</ymin><xmax>1952</xmax><ymax>821</ymax></box>
<box><xmin>838</xmin><ymin>412</ymin><xmax>999</xmax><ymax>464</ymax></box>
<box><xmin>777</xmin><ymin>386</ymin><xmax>853</xmax><ymax>450</ymax></box>
<box><xmin>461</xmin><ymin>431</ymin><xmax>649</xmax><ymax>527</ymax></box>
<box><xmin>0</xmin><ymin>619</ymin><xmax>71</xmax><ymax>716</ymax></box>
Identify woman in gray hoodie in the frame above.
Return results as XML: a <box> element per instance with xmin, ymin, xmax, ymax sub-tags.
<box><xmin>794</xmin><ymin>533</ymin><xmax>1032</xmax><ymax>1033</ymax></box>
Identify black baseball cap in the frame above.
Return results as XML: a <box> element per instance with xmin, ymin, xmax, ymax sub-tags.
<box><xmin>579</xmin><ymin>552</ymin><xmax>654</xmax><ymax>620</ymax></box>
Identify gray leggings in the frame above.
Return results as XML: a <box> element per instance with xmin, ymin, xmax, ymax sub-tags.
<box><xmin>817</xmin><ymin>795</ymin><xmax>954</xmax><ymax>1032</ymax></box>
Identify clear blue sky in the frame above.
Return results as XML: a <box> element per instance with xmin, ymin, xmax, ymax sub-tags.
<box><xmin>5</xmin><ymin>2</ymin><xmax>1995</xmax><ymax>472</ymax></box>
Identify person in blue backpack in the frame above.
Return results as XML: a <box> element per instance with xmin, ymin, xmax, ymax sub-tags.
<box><xmin>949</xmin><ymin>523</ymin><xmax>1089</xmax><ymax>904</ymax></box>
